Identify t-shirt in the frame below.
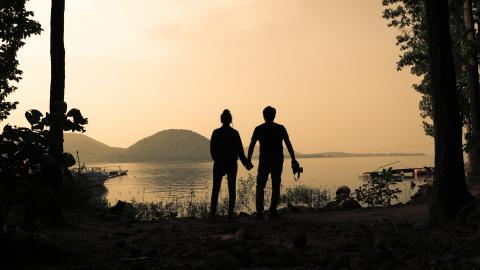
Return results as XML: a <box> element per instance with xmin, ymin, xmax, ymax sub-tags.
<box><xmin>210</xmin><ymin>126</ymin><xmax>245</xmax><ymax>162</ymax></box>
<box><xmin>251</xmin><ymin>122</ymin><xmax>288</xmax><ymax>160</ymax></box>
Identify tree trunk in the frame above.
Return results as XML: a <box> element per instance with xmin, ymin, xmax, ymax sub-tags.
<box><xmin>464</xmin><ymin>0</ymin><xmax>480</xmax><ymax>176</ymax></box>
<box><xmin>49</xmin><ymin>0</ymin><xmax>65</xmax><ymax>189</ymax></box>
<box><xmin>425</xmin><ymin>0</ymin><xmax>473</xmax><ymax>225</ymax></box>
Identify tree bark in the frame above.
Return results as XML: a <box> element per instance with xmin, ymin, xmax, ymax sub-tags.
<box><xmin>49</xmin><ymin>0</ymin><xmax>65</xmax><ymax>189</ymax></box>
<box><xmin>464</xmin><ymin>0</ymin><xmax>480</xmax><ymax>176</ymax></box>
<box><xmin>425</xmin><ymin>0</ymin><xmax>473</xmax><ymax>225</ymax></box>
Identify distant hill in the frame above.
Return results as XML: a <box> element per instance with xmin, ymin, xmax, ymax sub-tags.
<box><xmin>64</xmin><ymin>133</ymin><xmax>124</xmax><ymax>163</ymax></box>
<box><xmin>64</xmin><ymin>131</ymin><xmax>426</xmax><ymax>164</ymax></box>
<box><xmin>64</xmin><ymin>129</ymin><xmax>211</xmax><ymax>163</ymax></box>
<box><xmin>126</xmin><ymin>129</ymin><xmax>210</xmax><ymax>162</ymax></box>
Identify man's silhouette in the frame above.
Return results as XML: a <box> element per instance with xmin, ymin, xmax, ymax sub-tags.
<box><xmin>210</xmin><ymin>109</ymin><xmax>253</xmax><ymax>220</ymax></box>
<box><xmin>248</xmin><ymin>106</ymin><xmax>297</xmax><ymax>218</ymax></box>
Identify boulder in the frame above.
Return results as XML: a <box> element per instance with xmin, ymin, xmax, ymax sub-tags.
<box><xmin>110</xmin><ymin>201</ymin><xmax>136</xmax><ymax>221</ymax></box>
<box><xmin>408</xmin><ymin>184</ymin><xmax>433</xmax><ymax>204</ymax></box>
<box><xmin>286</xmin><ymin>203</ymin><xmax>299</xmax><ymax>212</ymax></box>
<box><xmin>335</xmin><ymin>186</ymin><xmax>351</xmax><ymax>202</ymax></box>
<box><xmin>339</xmin><ymin>198</ymin><xmax>361</xmax><ymax>210</ymax></box>
<box><xmin>325</xmin><ymin>201</ymin><xmax>340</xmax><ymax>211</ymax></box>
<box><xmin>326</xmin><ymin>186</ymin><xmax>361</xmax><ymax>211</ymax></box>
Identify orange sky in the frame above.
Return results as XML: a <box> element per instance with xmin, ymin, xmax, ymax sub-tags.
<box><xmin>5</xmin><ymin>0</ymin><xmax>433</xmax><ymax>154</ymax></box>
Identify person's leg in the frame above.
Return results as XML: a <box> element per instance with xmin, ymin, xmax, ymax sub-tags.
<box><xmin>269</xmin><ymin>159</ymin><xmax>284</xmax><ymax>215</ymax></box>
<box><xmin>209</xmin><ymin>162</ymin><xmax>224</xmax><ymax>218</ymax></box>
<box><xmin>226</xmin><ymin>162</ymin><xmax>238</xmax><ymax>218</ymax></box>
<box><xmin>256</xmin><ymin>159</ymin><xmax>270</xmax><ymax>216</ymax></box>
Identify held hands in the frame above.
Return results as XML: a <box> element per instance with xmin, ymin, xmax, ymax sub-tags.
<box><xmin>244</xmin><ymin>159</ymin><xmax>254</xmax><ymax>171</ymax></box>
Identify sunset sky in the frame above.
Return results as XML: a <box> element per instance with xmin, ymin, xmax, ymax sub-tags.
<box><xmin>6</xmin><ymin>0</ymin><xmax>433</xmax><ymax>154</ymax></box>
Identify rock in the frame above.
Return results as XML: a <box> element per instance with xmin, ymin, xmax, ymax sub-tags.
<box><xmin>238</xmin><ymin>212</ymin><xmax>250</xmax><ymax>218</ymax></box>
<box><xmin>216</xmin><ymin>228</ymin><xmax>246</xmax><ymax>241</ymax></box>
<box><xmin>287</xmin><ymin>203</ymin><xmax>299</xmax><ymax>212</ymax></box>
<box><xmin>110</xmin><ymin>200</ymin><xmax>127</xmax><ymax>215</ymax></box>
<box><xmin>408</xmin><ymin>183</ymin><xmax>432</xmax><ymax>204</ymax></box>
<box><xmin>121</xmin><ymin>203</ymin><xmax>136</xmax><ymax>220</ymax></box>
<box><xmin>110</xmin><ymin>201</ymin><xmax>136</xmax><ymax>221</ymax></box>
<box><xmin>339</xmin><ymin>198</ymin><xmax>361</xmax><ymax>210</ymax></box>
<box><xmin>291</xmin><ymin>231</ymin><xmax>307</xmax><ymax>249</ymax></box>
<box><xmin>335</xmin><ymin>186</ymin><xmax>351</xmax><ymax>202</ymax></box>
<box><xmin>326</xmin><ymin>201</ymin><xmax>340</xmax><ymax>211</ymax></box>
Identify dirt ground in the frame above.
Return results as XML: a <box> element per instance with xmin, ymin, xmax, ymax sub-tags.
<box><xmin>6</xmin><ymin>201</ymin><xmax>480</xmax><ymax>270</ymax></box>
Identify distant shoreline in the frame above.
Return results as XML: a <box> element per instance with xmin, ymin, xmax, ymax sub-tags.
<box><xmin>299</xmin><ymin>152</ymin><xmax>427</xmax><ymax>159</ymax></box>
<box><xmin>88</xmin><ymin>153</ymin><xmax>429</xmax><ymax>165</ymax></box>
<box><xmin>65</xmin><ymin>131</ymin><xmax>428</xmax><ymax>164</ymax></box>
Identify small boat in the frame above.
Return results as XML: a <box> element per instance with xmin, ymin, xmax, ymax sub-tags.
<box><xmin>107</xmin><ymin>168</ymin><xmax>129</xmax><ymax>178</ymax></box>
<box><xmin>361</xmin><ymin>167</ymin><xmax>434</xmax><ymax>180</ymax></box>
<box><xmin>71</xmin><ymin>151</ymin><xmax>128</xmax><ymax>187</ymax></box>
<box><xmin>72</xmin><ymin>167</ymin><xmax>109</xmax><ymax>187</ymax></box>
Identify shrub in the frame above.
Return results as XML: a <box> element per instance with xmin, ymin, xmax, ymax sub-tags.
<box><xmin>353</xmin><ymin>168</ymin><xmax>401</xmax><ymax>207</ymax></box>
<box><xmin>280</xmin><ymin>185</ymin><xmax>330</xmax><ymax>208</ymax></box>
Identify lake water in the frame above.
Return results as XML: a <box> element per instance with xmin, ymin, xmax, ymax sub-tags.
<box><xmin>95</xmin><ymin>155</ymin><xmax>434</xmax><ymax>204</ymax></box>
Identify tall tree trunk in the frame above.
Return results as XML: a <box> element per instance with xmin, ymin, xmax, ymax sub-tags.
<box><xmin>464</xmin><ymin>0</ymin><xmax>480</xmax><ymax>176</ymax></box>
<box><xmin>425</xmin><ymin>0</ymin><xmax>473</xmax><ymax>225</ymax></box>
<box><xmin>49</xmin><ymin>0</ymin><xmax>65</xmax><ymax>189</ymax></box>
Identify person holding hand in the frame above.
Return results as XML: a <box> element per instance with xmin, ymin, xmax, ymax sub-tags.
<box><xmin>248</xmin><ymin>106</ymin><xmax>298</xmax><ymax>219</ymax></box>
<box><xmin>209</xmin><ymin>109</ymin><xmax>253</xmax><ymax>220</ymax></box>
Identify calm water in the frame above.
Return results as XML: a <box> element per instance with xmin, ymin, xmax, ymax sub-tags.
<box><xmin>97</xmin><ymin>155</ymin><xmax>434</xmax><ymax>204</ymax></box>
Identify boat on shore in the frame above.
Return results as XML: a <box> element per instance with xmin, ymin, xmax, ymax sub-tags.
<box><xmin>72</xmin><ymin>166</ymin><xmax>128</xmax><ymax>187</ymax></box>
<box><xmin>361</xmin><ymin>167</ymin><xmax>434</xmax><ymax>179</ymax></box>
<box><xmin>72</xmin><ymin>151</ymin><xmax>128</xmax><ymax>186</ymax></box>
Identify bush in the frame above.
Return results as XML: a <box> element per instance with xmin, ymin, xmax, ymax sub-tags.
<box><xmin>353</xmin><ymin>168</ymin><xmax>401</xmax><ymax>207</ymax></box>
<box><xmin>281</xmin><ymin>185</ymin><xmax>330</xmax><ymax>208</ymax></box>
<box><xmin>0</xmin><ymin>107</ymin><xmax>88</xmax><ymax>228</ymax></box>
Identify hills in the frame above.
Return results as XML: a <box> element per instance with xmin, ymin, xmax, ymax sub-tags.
<box><xmin>64</xmin><ymin>130</ymin><xmax>426</xmax><ymax>164</ymax></box>
<box><xmin>64</xmin><ymin>133</ymin><xmax>125</xmax><ymax>163</ymax></box>
<box><xmin>64</xmin><ymin>129</ymin><xmax>211</xmax><ymax>163</ymax></box>
<box><xmin>126</xmin><ymin>130</ymin><xmax>210</xmax><ymax>162</ymax></box>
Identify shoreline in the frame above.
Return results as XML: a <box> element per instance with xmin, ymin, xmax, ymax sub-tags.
<box><xmin>83</xmin><ymin>153</ymin><xmax>432</xmax><ymax>165</ymax></box>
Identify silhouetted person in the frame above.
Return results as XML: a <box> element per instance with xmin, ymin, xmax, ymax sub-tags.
<box><xmin>210</xmin><ymin>109</ymin><xmax>253</xmax><ymax>220</ymax></box>
<box><xmin>248</xmin><ymin>106</ymin><xmax>297</xmax><ymax>218</ymax></box>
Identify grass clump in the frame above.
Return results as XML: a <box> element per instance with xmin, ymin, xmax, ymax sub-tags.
<box><xmin>129</xmin><ymin>174</ymin><xmax>331</xmax><ymax>220</ymax></box>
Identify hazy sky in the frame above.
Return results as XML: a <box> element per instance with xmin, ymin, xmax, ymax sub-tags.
<box><xmin>6</xmin><ymin>0</ymin><xmax>433</xmax><ymax>154</ymax></box>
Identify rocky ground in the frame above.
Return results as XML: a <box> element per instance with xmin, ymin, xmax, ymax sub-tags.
<box><xmin>5</xmin><ymin>201</ymin><xmax>480</xmax><ymax>270</ymax></box>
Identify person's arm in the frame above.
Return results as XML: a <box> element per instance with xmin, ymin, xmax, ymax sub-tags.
<box><xmin>235</xmin><ymin>131</ymin><xmax>248</xmax><ymax>165</ymax></box>
<box><xmin>247</xmin><ymin>128</ymin><xmax>258</xmax><ymax>161</ymax></box>
<box><xmin>283</xmin><ymin>127</ymin><xmax>296</xmax><ymax>161</ymax></box>
<box><xmin>210</xmin><ymin>131</ymin><xmax>217</xmax><ymax>161</ymax></box>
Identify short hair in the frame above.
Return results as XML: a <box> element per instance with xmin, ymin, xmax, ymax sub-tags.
<box><xmin>263</xmin><ymin>106</ymin><xmax>276</xmax><ymax>122</ymax></box>
<box><xmin>221</xmin><ymin>109</ymin><xmax>232</xmax><ymax>125</ymax></box>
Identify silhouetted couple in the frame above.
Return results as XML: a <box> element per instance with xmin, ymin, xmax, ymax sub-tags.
<box><xmin>209</xmin><ymin>106</ymin><xmax>298</xmax><ymax>220</ymax></box>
